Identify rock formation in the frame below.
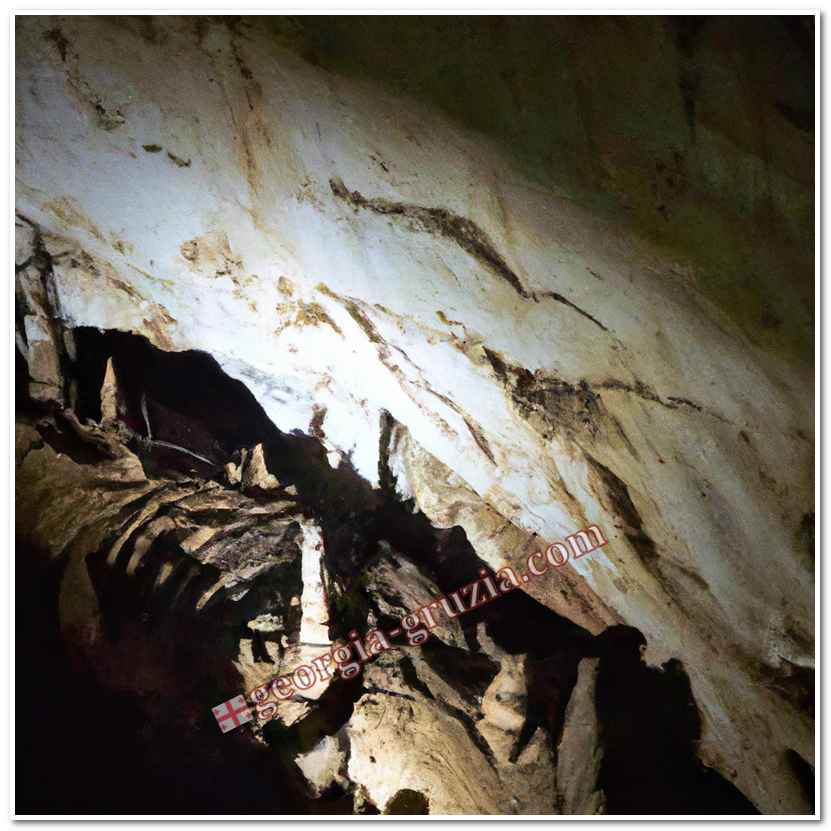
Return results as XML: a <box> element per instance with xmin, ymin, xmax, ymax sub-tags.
<box><xmin>15</xmin><ymin>15</ymin><xmax>813</xmax><ymax>815</ymax></box>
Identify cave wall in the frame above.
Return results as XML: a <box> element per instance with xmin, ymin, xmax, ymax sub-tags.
<box><xmin>15</xmin><ymin>15</ymin><xmax>814</xmax><ymax>813</ymax></box>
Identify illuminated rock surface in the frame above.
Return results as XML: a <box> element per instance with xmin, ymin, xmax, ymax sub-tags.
<box><xmin>15</xmin><ymin>16</ymin><xmax>813</xmax><ymax>814</ymax></box>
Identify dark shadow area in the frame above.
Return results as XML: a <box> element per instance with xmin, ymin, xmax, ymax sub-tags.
<box><xmin>15</xmin><ymin>543</ymin><xmax>302</xmax><ymax>815</ymax></box>
<box><xmin>591</xmin><ymin>626</ymin><xmax>759</xmax><ymax>815</ymax></box>
<box><xmin>385</xmin><ymin>788</ymin><xmax>430</xmax><ymax>814</ymax></box>
<box><xmin>785</xmin><ymin>748</ymin><xmax>815</xmax><ymax>809</ymax></box>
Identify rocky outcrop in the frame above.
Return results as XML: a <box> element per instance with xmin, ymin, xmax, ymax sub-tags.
<box><xmin>363</xmin><ymin>544</ymin><xmax>467</xmax><ymax>650</ymax></box>
<box><xmin>343</xmin><ymin>648</ymin><xmax>557</xmax><ymax>815</ymax></box>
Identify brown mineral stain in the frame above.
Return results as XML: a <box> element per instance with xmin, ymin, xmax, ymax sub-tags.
<box><xmin>436</xmin><ymin>309</ymin><xmax>464</xmax><ymax>327</ymax></box>
<box><xmin>309</xmin><ymin>404</ymin><xmax>327</xmax><ymax>439</ymax></box>
<box><xmin>64</xmin><ymin>249</ymin><xmax>176</xmax><ymax>350</ymax></box>
<box><xmin>110</xmin><ymin>277</ymin><xmax>143</xmax><ymax>301</ymax></box>
<box><xmin>180</xmin><ymin>231</ymin><xmax>243</xmax><ymax>276</ymax></box>
<box><xmin>167</xmin><ymin>151</ymin><xmax>191</xmax><ymax>168</ymax></box>
<box><xmin>110</xmin><ymin>236</ymin><xmax>134</xmax><ymax>256</ymax></box>
<box><xmin>293</xmin><ymin>301</ymin><xmax>343</xmax><ymax>336</ymax></box>
<box><xmin>275</xmin><ymin>299</ymin><xmax>343</xmax><ymax>337</ymax></box>
<box><xmin>142</xmin><ymin>307</ymin><xmax>177</xmax><ymax>350</ymax></box>
<box><xmin>45</xmin><ymin>197</ymin><xmax>105</xmax><ymax>243</ymax></box>
<box><xmin>127</xmin><ymin>262</ymin><xmax>174</xmax><ymax>289</ymax></box>
<box><xmin>217</xmin><ymin>34</ymin><xmax>273</xmax><ymax>195</ymax></box>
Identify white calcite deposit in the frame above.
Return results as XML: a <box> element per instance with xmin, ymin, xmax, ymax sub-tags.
<box><xmin>15</xmin><ymin>16</ymin><xmax>813</xmax><ymax>813</ymax></box>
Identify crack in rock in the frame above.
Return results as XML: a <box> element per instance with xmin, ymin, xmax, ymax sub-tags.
<box><xmin>329</xmin><ymin>177</ymin><xmax>531</xmax><ymax>299</ymax></box>
<box><xmin>596</xmin><ymin>379</ymin><xmax>729</xmax><ymax>423</ymax></box>
<box><xmin>482</xmin><ymin>346</ymin><xmax>728</xmax><ymax>452</ymax></box>
<box><xmin>329</xmin><ymin>178</ymin><xmax>609</xmax><ymax>333</ymax></box>
<box><xmin>531</xmin><ymin>290</ymin><xmax>609</xmax><ymax>332</ymax></box>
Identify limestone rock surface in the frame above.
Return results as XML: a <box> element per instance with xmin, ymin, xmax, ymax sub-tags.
<box><xmin>14</xmin><ymin>15</ymin><xmax>814</xmax><ymax>814</ymax></box>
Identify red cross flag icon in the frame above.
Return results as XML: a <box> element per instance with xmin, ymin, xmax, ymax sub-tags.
<box><xmin>212</xmin><ymin>695</ymin><xmax>253</xmax><ymax>733</ymax></box>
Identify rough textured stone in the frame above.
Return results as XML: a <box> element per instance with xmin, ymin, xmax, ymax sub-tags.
<box><xmin>295</xmin><ymin>735</ymin><xmax>349</xmax><ymax>798</ymax></box>
<box><xmin>557</xmin><ymin>657</ymin><xmax>605</xmax><ymax>814</ymax></box>
<box><xmin>99</xmin><ymin>357</ymin><xmax>119</xmax><ymax>428</ymax></box>
<box><xmin>363</xmin><ymin>544</ymin><xmax>467</xmax><ymax>651</ymax></box>
<box><xmin>478</xmin><ymin>653</ymin><xmax>528</xmax><ymax>761</ymax></box>
<box><xmin>240</xmin><ymin>443</ymin><xmax>280</xmax><ymax>492</ymax></box>
<box><xmin>14</xmin><ymin>15</ymin><xmax>813</xmax><ymax>814</ymax></box>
